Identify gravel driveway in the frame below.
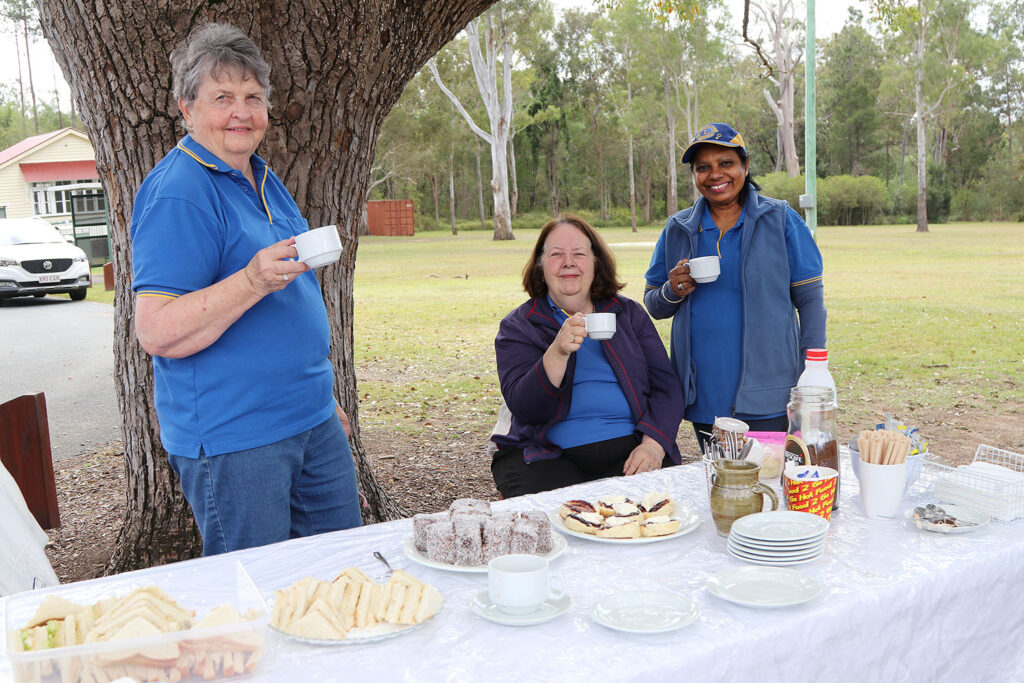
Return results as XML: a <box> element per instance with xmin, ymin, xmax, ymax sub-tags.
<box><xmin>0</xmin><ymin>297</ymin><xmax>121</xmax><ymax>461</ymax></box>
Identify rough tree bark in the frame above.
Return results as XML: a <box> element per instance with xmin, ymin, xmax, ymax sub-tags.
<box><xmin>38</xmin><ymin>0</ymin><xmax>498</xmax><ymax>573</ymax></box>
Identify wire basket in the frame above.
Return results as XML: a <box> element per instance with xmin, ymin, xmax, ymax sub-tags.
<box><xmin>919</xmin><ymin>445</ymin><xmax>1024</xmax><ymax>521</ymax></box>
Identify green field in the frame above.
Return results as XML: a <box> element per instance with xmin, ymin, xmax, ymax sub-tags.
<box><xmin>83</xmin><ymin>222</ymin><xmax>1023</xmax><ymax>440</ymax></box>
<box><xmin>352</xmin><ymin>222</ymin><xmax>1024</xmax><ymax>439</ymax></box>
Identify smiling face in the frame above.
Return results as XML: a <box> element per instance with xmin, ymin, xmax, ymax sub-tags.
<box><xmin>179</xmin><ymin>67</ymin><xmax>269</xmax><ymax>171</ymax></box>
<box><xmin>540</xmin><ymin>222</ymin><xmax>595</xmax><ymax>308</ymax></box>
<box><xmin>691</xmin><ymin>145</ymin><xmax>750</xmax><ymax>210</ymax></box>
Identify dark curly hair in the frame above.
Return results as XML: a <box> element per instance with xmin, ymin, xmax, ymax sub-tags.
<box><xmin>522</xmin><ymin>214</ymin><xmax>625</xmax><ymax>300</ymax></box>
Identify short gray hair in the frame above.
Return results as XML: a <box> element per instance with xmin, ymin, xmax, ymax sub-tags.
<box><xmin>170</xmin><ymin>23</ymin><xmax>271</xmax><ymax>105</ymax></box>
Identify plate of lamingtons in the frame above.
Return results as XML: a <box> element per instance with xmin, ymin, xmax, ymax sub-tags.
<box><xmin>404</xmin><ymin>498</ymin><xmax>568</xmax><ymax>573</ymax></box>
<box><xmin>550</xmin><ymin>492</ymin><xmax>700</xmax><ymax>544</ymax></box>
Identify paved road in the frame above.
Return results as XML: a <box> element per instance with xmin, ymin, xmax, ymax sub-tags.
<box><xmin>0</xmin><ymin>297</ymin><xmax>121</xmax><ymax>461</ymax></box>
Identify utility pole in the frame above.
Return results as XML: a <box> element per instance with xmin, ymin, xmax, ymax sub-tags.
<box><xmin>801</xmin><ymin>0</ymin><xmax>818</xmax><ymax>238</ymax></box>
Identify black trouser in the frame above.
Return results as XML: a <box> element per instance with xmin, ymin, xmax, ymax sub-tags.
<box><xmin>691</xmin><ymin>415</ymin><xmax>789</xmax><ymax>454</ymax></box>
<box><xmin>491</xmin><ymin>434</ymin><xmax>675</xmax><ymax>499</ymax></box>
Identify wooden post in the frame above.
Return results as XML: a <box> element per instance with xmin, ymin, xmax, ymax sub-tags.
<box><xmin>0</xmin><ymin>392</ymin><xmax>61</xmax><ymax>529</ymax></box>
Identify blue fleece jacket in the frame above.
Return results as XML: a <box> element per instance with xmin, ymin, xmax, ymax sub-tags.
<box><xmin>643</xmin><ymin>187</ymin><xmax>827</xmax><ymax>418</ymax></box>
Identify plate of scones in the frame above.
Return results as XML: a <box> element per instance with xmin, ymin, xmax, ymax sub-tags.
<box><xmin>550</xmin><ymin>492</ymin><xmax>700</xmax><ymax>543</ymax></box>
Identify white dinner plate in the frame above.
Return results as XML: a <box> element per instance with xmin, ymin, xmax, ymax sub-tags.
<box><xmin>729</xmin><ymin>526</ymin><xmax>829</xmax><ymax>547</ymax></box>
<box><xmin>268</xmin><ymin>595</ymin><xmax>442</xmax><ymax>645</ymax></box>
<box><xmin>727</xmin><ymin>534</ymin><xmax>826</xmax><ymax>552</ymax></box>
<box><xmin>591</xmin><ymin>591</ymin><xmax>700</xmax><ymax>634</ymax></box>
<box><xmin>470</xmin><ymin>590</ymin><xmax>571</xmax><ymax>626</ymax></box>
<box><xmin>402</xmin><ymin>531</ymin><xmax>567</xmax><ymax>573</ymax></box>
<box><xmin>730</xmin><ymin>511</ymin><xmax>830</xmax><ymax>542</ymax></box>
<box><xmin>727</xmin><ymin>539</ymin><xmax>824</xmax><ymax>562</ymax></box>
<box><xmin>727</xmin><ymin>544</ymin><xmax>823</xmax><ymax>567</ymax></box>
<box><xmin>549</xmin><ymin>505</ymin><xmax>700</xmax><ymax>544</ymax></box>
<box><xmin>904</xmin><ymin>503</ymin><xmax>991</xmax><ymax>534</ymax></box>
<box><xmin>706</xmin><ymin>566</ymin><xmax>822</xmax><ymax>608</ymax></box>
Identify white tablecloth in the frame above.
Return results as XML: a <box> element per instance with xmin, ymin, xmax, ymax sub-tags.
<box><xmin>4</xmin><ymin>458</ymin><xmax>1024</xmax><ymax>682</ymax></box>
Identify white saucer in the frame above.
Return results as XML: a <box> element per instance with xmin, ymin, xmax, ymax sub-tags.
<box><xmin>730</xmin><ymin>511</ymin><xmax>830</xmax><ymax>542</ymax></box>
<box><xmin>591</xmin><ymin>591</ymin><xmax>699</xmax><ymax>633</ymax></box>
<box><xmin>471</xmin><ymin>590</ymin><xmax>571</xmax><ymax>626</ymax></box>
<box><xmin>728</xmin><ymin>544</ymin><xmax>824</xmax><ymax>566</ymax></box>
<box><xmin>706</xmin><ymin>566</ymin><xmax>821</xmax><ymax>608</ymax></box>
<box><xmin>728</xmin><ymin>539</ymin><xmax>825</xmax><ymax>560</ymax></box>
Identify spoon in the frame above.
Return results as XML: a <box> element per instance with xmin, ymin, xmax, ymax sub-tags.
<box><xmin>373</xmin><ymin>551</ymin><xmax>394</xmax><ymax>577</ymax></box>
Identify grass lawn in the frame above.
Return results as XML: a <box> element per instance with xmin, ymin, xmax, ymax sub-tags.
<box><xmin>353</xmin><ymin>221</ymin><xmax>1024</xmax><ymax>440</ymax></box>
<box><xmin>81</xmin><ymin>221</ymin><xmax>1023</xmax><ymax>443</ymax></box>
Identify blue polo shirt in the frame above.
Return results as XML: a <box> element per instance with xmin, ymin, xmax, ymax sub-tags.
<box><xmin>130</xmin><ymin>136</ymin><xmax>335</xmax><ymax>458</ymax></box>
<box><xmin>544</xmin><ymin>297</ymin><xmax>635</xmax><ymax>449</ymax></box>
<box><xmin>685</xmin><ymin>205</ymin><xmax>820</xmax><ymax>423</ymax></box>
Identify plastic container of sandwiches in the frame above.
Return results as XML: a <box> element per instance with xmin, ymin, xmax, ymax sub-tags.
<box><xmin>4</xmin><ymin>557</ymin><xmax>267</xmax><ymax>683</ymax></box>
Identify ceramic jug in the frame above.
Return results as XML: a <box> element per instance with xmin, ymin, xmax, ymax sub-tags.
<box><xmin>710</xmin><ymin>460</ymin><xmax>779</xmax><ymax>536</ymax></box>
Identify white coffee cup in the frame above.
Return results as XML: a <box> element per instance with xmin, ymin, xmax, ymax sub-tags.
<box><xmin>584</xmin><ymin>312</ymin><xmax>616</xmax><ymax>340</ymax></box>
<box><xmin>488</xmin><ymin>554</ymin><xmax>562</xmax><ymax>615</ymax></box>
<box><xmin>686</xmin><ymin>256</ymin><xmax>721</xmax><ymax>283</ymax></box>
<box><xmin>294</xmin><ymin>225</ymin><xmax>343</xmax><ymax>268</ymax></box>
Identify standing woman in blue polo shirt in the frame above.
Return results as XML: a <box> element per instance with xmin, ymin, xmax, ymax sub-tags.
<box><xmin>644</xmin><ymin>123</ymin><xmax>827</xmax><ymax>445</ymax></box>
<box><xmin>129</xmin><ymin>23</ymin><xmax>361</xmax><ymax>555</ymax></box>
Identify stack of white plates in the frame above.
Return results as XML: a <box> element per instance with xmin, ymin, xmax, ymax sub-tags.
<box><xmin>727</xmin><ymin>511</ymin><xmax>829</xmax><ymax>566</ymax></box>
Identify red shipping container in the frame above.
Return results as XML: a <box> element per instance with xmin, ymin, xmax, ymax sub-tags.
<box><xmin>366</xmin><ymin>199</ymin><xmax>415</xmax><ymax>236</ymax></box>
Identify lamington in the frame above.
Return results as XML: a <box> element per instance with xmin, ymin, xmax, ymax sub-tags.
<box><xmin>412</xmin><ymin>512</ymin><xmax>449</xmax><ymax>552</ymax></box>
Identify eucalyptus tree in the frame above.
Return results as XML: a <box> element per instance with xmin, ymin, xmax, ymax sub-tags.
<box><xmin>428</xmin><ymin>1</ymin><xmax>544</xmax><ymax>240</ymax></box>
<box><xmin>747</xmin><ymin>0</ymin><xmax>803</xmax><ymax>176</ymax></box>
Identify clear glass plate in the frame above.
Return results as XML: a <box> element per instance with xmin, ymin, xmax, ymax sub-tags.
<box><xmin>904</xmin><ymin>503</ymin><xmax>991</xmax><ymax>534</ymax></box>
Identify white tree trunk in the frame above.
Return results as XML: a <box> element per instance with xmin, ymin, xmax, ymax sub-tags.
<box><xmin>755</xmin><ymin>0</ymin><xmax>802</xmax><ymax>177</ymax></box>
<box><xmin>914</xmin><ymin>23</ymin><xmax>929</xmax><ymax>233</ymax></box>
<box><xmin>428</xmin><ymin>8</ymin><xmax>514</xmax><ymax>240</ymax></box>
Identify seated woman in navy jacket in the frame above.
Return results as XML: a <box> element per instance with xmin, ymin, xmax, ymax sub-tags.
<box><xmin>491</xmin><ymin>215</ymin><xmax>684</xmax><ymax>498</ymax></box>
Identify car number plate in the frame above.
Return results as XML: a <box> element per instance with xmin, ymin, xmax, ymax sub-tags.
<box><xmin>38</xmin><ymin>274</ymin><xmax>59</xmax><ymax>283</ymax></box>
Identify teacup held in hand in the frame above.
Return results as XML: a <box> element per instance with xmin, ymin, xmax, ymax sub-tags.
<box><xmin>295</xmin><ymin>225</ymin><xmax>343</xmax><ymax>268</ymax></box>
<box><xmin>584</xmin><ymin>313</ymin><xmax>616</xmax><ymax>340</ymax></box>
<box><xmin>686</xmin><ymin>256</ymin><xmax>720</xmax><ymax>284</ymax></box>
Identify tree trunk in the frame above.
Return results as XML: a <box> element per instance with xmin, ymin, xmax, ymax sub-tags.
<box><xmin>508</xmin><ymin>134</ymin><xmax>518</xmax><ymax>219</ymax></box>
<box><xmin>38</xmin><ymin>0</ymin><xmax>497</xmax><ymax>573</ymax></box>
<box><xmin>664</xmin><ymin>77</ymin><xmax>678</xmax><ymax>216</ymax></box>
<box><xmin>914</xmin><ymin>22</ymin><xmax>929</xmax><ymax>233</ymax></box>
<box><xmin>547</xmin><ymin>139</ymin><xmax>559</xmax><ymax>216</ymax></box>
<box><xmin>14</xmin><ymin>34</ymin><xmax>26</xmax><ymax>136</ymax></box>
<box><xmin>429</xmin><ymin>173</ymin><xmax>440</xmax><ymax>225</ymax></box>
<box><xmin>22</xmin><ymin>16</ymin><xmax>39</xmax><ymax>133</ymax></box>
<box><xmin>474</xmin><ymin>139</ymin><xmax>487</xmax><ymax>230</ymax></box>
<box><xmin>449</xmin><ymin>139</ymin><xmax>458</xmax><ymax>235</ymax></box>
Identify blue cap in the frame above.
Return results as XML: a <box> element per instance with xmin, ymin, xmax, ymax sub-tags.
<box><xmin>681</xmin><ymin>123</ymin><xmax>747</xmax><ymax>164</ymax></box>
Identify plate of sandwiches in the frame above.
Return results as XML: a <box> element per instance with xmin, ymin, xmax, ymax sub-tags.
<box><xmin>269</xmin><ymin>567</ymin><xmax>444</xmax><ymax>644</ymax></box>
<box><xmin>550</xmin><ymin>492</ymin><xmax>701</xmax><ymax>543</ymax></box>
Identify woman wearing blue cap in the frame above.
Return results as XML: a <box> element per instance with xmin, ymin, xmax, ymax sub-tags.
<box><xmin>643</xmin><ymin>123</ymin><xmax>827</xmax><ymax>445</ymax></box>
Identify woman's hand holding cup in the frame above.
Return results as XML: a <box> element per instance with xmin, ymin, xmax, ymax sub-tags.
<box><xmin>555</xmin><ymin>313</ymin><xmax>587</xmax><ymax>356</ymax></box>
<box><xmin>244</xmin><ymin>237</ymin><xmax>310</xmax><ymax>296</ymax></box>
<box><xmin>668</xmin><ymin>259</ymin><xmax>697</xmax><ymax>299</ymax></box>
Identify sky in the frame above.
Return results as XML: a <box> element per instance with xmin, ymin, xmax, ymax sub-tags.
<box><xmin>2</xmin><ymin>1</ymin><xmax>861</xmax><ymax>118</ymax></box>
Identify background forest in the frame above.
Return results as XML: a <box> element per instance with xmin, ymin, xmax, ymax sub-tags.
<box><xmin>368</xmin><ymin>0</ymin><xmax>1024</xmax><ymax>230</ymax></box>
<box><xmin>2</xmin><ymin>0</ymin><xmax>1023</xmax><ymax>231</ymax></box>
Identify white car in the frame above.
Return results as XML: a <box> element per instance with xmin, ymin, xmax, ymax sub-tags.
<box><xmin>0</xmin><ymin>217</ymin><xmax>92</xmax><ymax>302</ymax></box>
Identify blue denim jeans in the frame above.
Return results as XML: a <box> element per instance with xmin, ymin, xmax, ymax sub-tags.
<box><xmin>169</xmin><ymin>416</ymin><xmax>362</xmax><ymax>556</ymax></box>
